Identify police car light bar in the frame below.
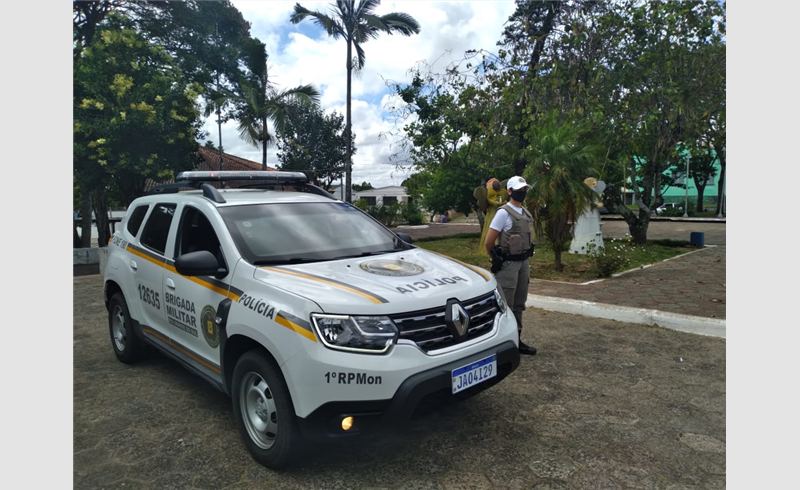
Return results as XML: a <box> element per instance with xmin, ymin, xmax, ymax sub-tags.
<box><xmin>175</xmin><ymin>171</ymin><xmax>308</xmax><ymax>183</ymax></box>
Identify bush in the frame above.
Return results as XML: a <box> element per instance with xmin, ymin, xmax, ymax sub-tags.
<box><xmin>353</xmin><ymin>198</ymin><xmax>368</xmax><ymax>211</ymax></box>
<box><xmin>399</xmin><ymin>201</ymin><xmax>424</xmax><ymax>225</ymax></box>
<box><xmin>363</xmin><ymin>203</ymin><xmax>401</xmax><ymax>227</ymax></box>
<box><xmin>585</xmin><ymin>236</ymin><xmax>633</xmax><ymax>278</ymax></box>
<box><xmin>358</xmin><ymin>200</ymin><xmax>424</xmax><ymax>227</ymax></box>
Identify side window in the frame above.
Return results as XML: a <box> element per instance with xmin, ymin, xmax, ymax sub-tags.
<box><xmin>125</xmin><ymin>205</ymin><xmax>149</xmax><ymax>237</ymax></box>
<box><xmin>140</xmin><ymin>203</ymin><xmax>177</xmax><ymax>255</ymax></box>
<box><xmin>177</xmin><ymin>207</ymin><xmax>223</xmax><ymax>264</ymax></box>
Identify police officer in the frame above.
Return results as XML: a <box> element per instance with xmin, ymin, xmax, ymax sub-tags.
<box><xmin>484</xmin><ymin>176</ymin><xmax>537</xmax><ymax>356</ymax></box>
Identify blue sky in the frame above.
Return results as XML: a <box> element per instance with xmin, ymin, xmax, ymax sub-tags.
<box><xmin>205</xmin><ymin>1</ymin><xmax>518</xmax><ymax>188</ymax></box>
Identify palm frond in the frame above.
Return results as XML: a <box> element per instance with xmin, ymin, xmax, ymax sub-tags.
<box><xmin>291</xmin><ymin>5</ymin><xmax>343</xmax><ymax>38</ymax></box>
<box><xmin>354</xmin><ymin>43</ymin><xmax>367</xmax><ymax>70</ymax></box>
<box><xmin>379</xmin><ymin>12</ymin><xmax>421</xmax><ymax>35</ymax></box>
<box><xmin>355</xmin><ymin>0</ymin><xmax>381</xmax><ymax>18</ymax></box>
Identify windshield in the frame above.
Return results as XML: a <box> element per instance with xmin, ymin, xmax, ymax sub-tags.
<box><xmin>219</xmin><ymin>202</ymin><xmax>409</xmax><ymax>265</ymax></box>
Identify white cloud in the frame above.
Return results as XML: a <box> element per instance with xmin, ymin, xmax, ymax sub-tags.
<box><xmin>203</xmin><ymin>0</ymin><xmax>517</xmax><ymax>188</ymax></box>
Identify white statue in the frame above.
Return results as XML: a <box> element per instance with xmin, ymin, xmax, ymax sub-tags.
<box><xmin>569</xmin><ymin>177</ymin><xmax>605</xmax><ymax>255</ymax></box>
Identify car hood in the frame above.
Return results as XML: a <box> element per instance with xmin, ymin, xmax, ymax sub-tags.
<box><xmin>252</xmin><ymin>248</ymin><xmax>495</xmax><ymax>315</ymax></box>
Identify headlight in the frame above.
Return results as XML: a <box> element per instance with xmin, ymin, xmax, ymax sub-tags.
<box><xmin>311</xmin><ymin>314</ymin><xmax>399</xmax><ymax>354</ymax></box>
<box><xmin>494</xmin><ymin>288</ymin><xmax>508</xmax><ymax>313</ymax></box>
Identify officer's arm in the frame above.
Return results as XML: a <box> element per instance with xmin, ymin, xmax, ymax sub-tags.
<box><xmin>485</xmin><ymin>227</ymin><xmax>501</xmax><ymax>255</ymax></box>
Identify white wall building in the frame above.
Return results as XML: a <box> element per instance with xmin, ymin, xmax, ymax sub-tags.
<box><xmin>353</xmin><ymin>186</ymin><xmax>412</xmax><ymax>206</ymax></box>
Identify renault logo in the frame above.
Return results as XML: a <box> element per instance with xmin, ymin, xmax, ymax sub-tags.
<box><xmin>445</xmin><ymin>299</ymin><xmax>470</xmax><ymax>340</ymax></box>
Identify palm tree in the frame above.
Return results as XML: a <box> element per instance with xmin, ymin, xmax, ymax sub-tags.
<box><xmin>291</xmin><ymin>0</ymin><xmax>420</xmax><ymax>201</ymax></box>
<box><xmin>233</xmin><ymin>39</ymin><xmax>320</xmax><ymax>169</ymax></box>
<box><xmin>523</xmin><ymin>113</ymin><xmax>603</xmax><ymax>271</ymax></box>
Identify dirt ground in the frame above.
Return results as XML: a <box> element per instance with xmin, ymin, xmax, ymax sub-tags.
<box><xmin>74</xmin><ymin>274</ymin><xmax>725</xmax><ymax>489</ymax></box>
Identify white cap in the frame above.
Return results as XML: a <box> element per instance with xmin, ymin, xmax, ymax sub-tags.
<box><xmin>507</xmin><ymin>176</ymin><xmax>530</xmax><ymax>190</ymax></box>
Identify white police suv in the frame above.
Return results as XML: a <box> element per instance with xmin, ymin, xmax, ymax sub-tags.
<box><xmin>104</xmin><ymin>171</ymin><xmax>520</xmax><ymax>468</ymax></box>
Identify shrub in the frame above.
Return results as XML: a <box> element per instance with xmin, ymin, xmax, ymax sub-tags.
<box><xmin>353</xmin><ymin>198</ymin><xmax>368</xmax><ymax>211</ymax></box>
<box><xmin>585</xmin><ymin>236</ymin><xmax>633</xmax><ymax>278</ymax></box>
<box><xmin>399</xmin><ymin>201</ymin><xmax>424</xmax><ymax>225</ymax></box>
<box><xmin>364</xmin><ymin>203</ymin><xmax>401</xmax><ymax>227</ymax></box>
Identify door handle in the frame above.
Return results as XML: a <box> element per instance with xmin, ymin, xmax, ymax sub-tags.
<box><xmin>129</xmin><ymin>260</ymin><xmax>137</xmax><ymax>271</ymax></box>
<box><xmin>165</xmin><ymin>278</ymin><xmax>176</xmax><ymax>289</ymax></box>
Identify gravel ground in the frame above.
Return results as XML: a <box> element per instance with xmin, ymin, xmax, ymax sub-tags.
<box><xmin>74</xmin><ymin>274</ymin><xmax>725</xmax><ymax>489</ymax></box>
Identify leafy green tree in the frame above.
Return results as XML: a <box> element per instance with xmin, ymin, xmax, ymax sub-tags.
<box><xmin>74</xmin><ymin>23</ymin><xmax>204</xmax><ymax>244</ymax></box>
<box><xmin>685</xmin><ymin>145</ymin><xmax>719</xmax><ymax>212</ymax></box>
<box><xmin>276</xmin><ymin>105</ymin><xmax>353</xmax><ymax>188</ymax></box>
<box><xmin>408</xmin><ymin>164</ymin><xmax>481</xmax><ymax>218</ymax></box>
<box><xmin>388</xmin><ymin>65</ymin><xmax>512</xmax><ymax>182</ymax></box>
<box><xmin>684</xmin><ymin>35</ymin><xmax>726</xmax><ymax>215</ymax></box>
<box><xmin>523</xmin><ymin>113</ymin><xmax>603</xmax><ymax>271</ymax></box>
<box><xmin>227</xmin><ymin>39</ymin><xmax>320</xmax><ymax>169</ymax></box>
<box><xmin>291</xmin><ymin>0</ymin><xmax>420</xmax><ymax>202</ymax></box>
<box><xmin>597</xmin><ymin>0</ymin><xmax>724</xmax><ymax>243</ymax></box>
<box><xmin>73</xmin><ymin>0</ymin><xmax>256</xmax><ymax>244</ymax></box>
<box><xmin>90</xmin><ymin>1</ymin><xmax>254</xmax><ymax>169</ymax></box>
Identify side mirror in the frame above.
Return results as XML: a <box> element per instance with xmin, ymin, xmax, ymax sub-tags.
<box><xmin>175</xmin><ymin>250</ymin><xmax>227</xmax><ymax>278</ymax></box>
<box><xmin>396</xmin><ymin>232</ymin><xmax>413</xmax><ymax>245</ymax></box>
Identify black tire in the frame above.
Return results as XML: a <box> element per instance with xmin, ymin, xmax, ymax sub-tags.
<box><xmin>231</xmin><ymin>350</ymin><xmax>303</xmax><ymax>469</ymax></box>
<box><xmin>108</xmin><ymin>292</ymin><xmax>147</xmax><ymax>363</ymax></box>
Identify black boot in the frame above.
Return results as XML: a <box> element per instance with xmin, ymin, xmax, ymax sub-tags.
<box><xmin>518</xmin><ymin>330</ymin><xmax>536</xmax><ymax>356</ymax></box>
<box><xmin>519</xmin><ymin>340</ymin><xmax>537</xmax><ymax>356</ymax></box>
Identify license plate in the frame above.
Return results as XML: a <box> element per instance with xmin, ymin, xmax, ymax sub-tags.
<box><xmin>451</xmin><ymin>354</ymin><xmax>497</xmax><ymax>394</ymax></box>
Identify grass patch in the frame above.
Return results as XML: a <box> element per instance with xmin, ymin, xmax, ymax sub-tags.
<box><xmin>415</xmin><ymin>233</ymin><xmax>693</xmax><ymax>283</ymax></box>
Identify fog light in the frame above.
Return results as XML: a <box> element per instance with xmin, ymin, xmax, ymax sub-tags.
<box><xmin>341</xmin><ymin>416</ymin><xmax>354</xmax><ymax>431</ymax></box>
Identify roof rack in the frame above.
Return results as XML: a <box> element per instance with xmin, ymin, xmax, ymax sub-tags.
<box><xmin>149</xmin><ymin>181</ymin><xmax>227</xmax><ymax>203</ymax></box>
<box><xmin>148</xmin><ymin>170</ymin><xmax>335</xmax><ymax>202</ymax></box>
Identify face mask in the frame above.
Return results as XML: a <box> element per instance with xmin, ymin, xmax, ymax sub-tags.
<box><xmin>510</xmin><ymin>189</ymin><xmax>527</xmax><ymax>202</ymax></box>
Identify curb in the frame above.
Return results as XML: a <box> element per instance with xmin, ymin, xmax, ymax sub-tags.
<box><xmin>526</xmin><ymin>294</ymin><xmax>726</xmax><ymax>339</ymax></box>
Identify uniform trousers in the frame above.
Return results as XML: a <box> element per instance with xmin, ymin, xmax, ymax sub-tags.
<box><xmin>494</xmin><ymin>258</ymin><xmax>530</xmax><ymax>332</ymax></box>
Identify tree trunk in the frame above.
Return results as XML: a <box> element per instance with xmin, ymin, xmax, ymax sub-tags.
<box><xmin>345</xmin><ymin>41</ymin><xmax>353</xmax><ymax>203</ymax></box>
<box><xmin>695</xmin><ymin>183</ymin><xmax>705</xmax><ymax>213</ymax></box>
<box><xmin>627</xmin><ymin>212</ymin><xmax>649</xmax><ymax>245</ymax></box>
<box><xmin>715</xmin><ymin>157</ymin><xmax>726</xmax><ymax>216</ymax></box>
<box><xmin>80</xmin><ymin>192</ymin><xmax>93</xmax><ymax>248</ymax></box>
<box><xmin>554</xmin><ymin>246</ymin><xmax>563</xmax><ymax>272</ymax></box>
<box><xmin>93</xmin><ymin>189</ymin><xmax>111</xmax><ymax>247</ymax></box>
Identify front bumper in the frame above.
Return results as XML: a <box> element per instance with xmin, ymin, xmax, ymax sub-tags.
<box><xmin>296</xmin><ymin>340</ymin><xmax>520</xmax><ymax>442</ymax></box>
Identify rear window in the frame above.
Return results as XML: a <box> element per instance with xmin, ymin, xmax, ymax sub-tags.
<box><xmin>125</xmin><ymin>205</ymin><xmax>149</xmax><ymax>237</ymax></box>
<box><xmin>140</xmin><ymin>203</ymin><xmax>177</xmax><ymax>255</ymax></box>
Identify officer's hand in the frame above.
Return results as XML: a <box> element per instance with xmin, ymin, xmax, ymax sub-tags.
<box><xmin>490</xmin><ymin>249</ymin><xmax>504</xmax><ymax>273</ymax></box>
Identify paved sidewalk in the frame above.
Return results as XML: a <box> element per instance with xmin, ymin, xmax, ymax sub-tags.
<box><xmin>394</xmin><ymin>218</ymin><xmax>726</xmax><ymax>338</ymax></box>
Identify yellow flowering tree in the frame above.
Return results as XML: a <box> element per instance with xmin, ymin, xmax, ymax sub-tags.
<box><xmin>74</xmin><ymin>23</ymin><xmax>203</xmax><ymax>244</ymax></box>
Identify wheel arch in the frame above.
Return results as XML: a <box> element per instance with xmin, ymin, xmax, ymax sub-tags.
<box><xmin>104</xmin><ymin>280</ymin><xmax>124</xmax><ymax>311</ymax></box>
<box><xmin>223</xmin><ymin>335</ymin><xmax>283</xmax><ymax>395</ymax></box>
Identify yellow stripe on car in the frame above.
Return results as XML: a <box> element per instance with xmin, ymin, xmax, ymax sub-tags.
<box><xmin>275</xmin><ymin>315</ymin><xmax>318</xmax><ymax>342</ymax></box>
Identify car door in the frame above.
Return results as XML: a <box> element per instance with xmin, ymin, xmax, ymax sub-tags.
<box><xmin>131</xmin><ymin>202</ymin><xmax>177</xmax><ymax>336</ymax></box>
<box><xmin>163</xmin><ymin>204</ymin><xmax>230</xmax><ymax>372</ymax></box>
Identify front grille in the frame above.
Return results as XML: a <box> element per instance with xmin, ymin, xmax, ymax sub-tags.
<box><xmin>390</xmin><ymin>292</ymin><xmax>499</xmax><ymax>353</ymax></box>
